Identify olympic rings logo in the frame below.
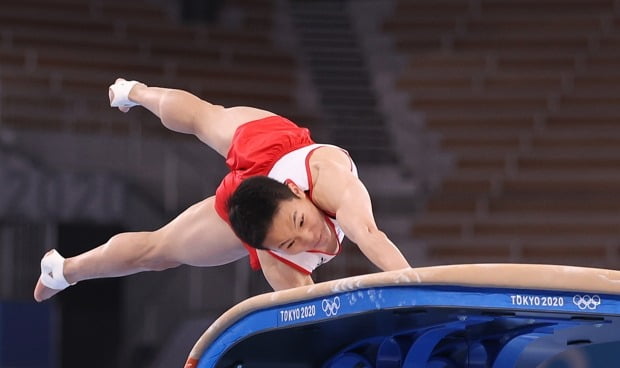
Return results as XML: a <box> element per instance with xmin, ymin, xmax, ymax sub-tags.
<box><xmin>321</xmin><ymin>296</ymin><xmax>341</xmax><ymax>317</ymax></box>
<box><xmin>572</xmin><ymin>294</ymin><xmax>601</xmax><ymax>310</ymax></box>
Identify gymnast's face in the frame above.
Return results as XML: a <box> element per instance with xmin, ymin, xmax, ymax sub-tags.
<box><xmin>263</xmin><ymin>184</ymin><xmax>333</xmax><ymax>255</ymax></box>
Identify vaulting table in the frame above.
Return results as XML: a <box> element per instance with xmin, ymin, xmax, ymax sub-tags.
<box><xmin>184</xmin><ymin>264</ymin><xmax>620</xmax><ymax>368</ymax></box>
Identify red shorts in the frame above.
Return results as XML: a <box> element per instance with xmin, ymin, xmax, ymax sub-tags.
<box><xmin>214</xmin><ymin>115</ymin><xmax>315</xmax><ymax>269</ymax></box>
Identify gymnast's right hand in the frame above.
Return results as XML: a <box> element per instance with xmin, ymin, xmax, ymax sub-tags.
<box><xmin>108</xmin><ymin>78</ymin><xmax>142</xmax><ymax>113</ymax></box>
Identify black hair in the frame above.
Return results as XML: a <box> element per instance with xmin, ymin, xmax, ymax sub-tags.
<box><xmin>227</xmin><ymin>176</ymin><xmax>297</xmax><ymax>249</ymax></box>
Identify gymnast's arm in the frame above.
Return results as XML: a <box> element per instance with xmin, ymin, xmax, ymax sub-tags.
<box><xmin>311</xmin><ymin>155</ymin><xmax>411</xmax><ymax>272</ymax></box>
<box><xmin>256</xmin><ymin>250</ymin><xmax>314</xmax><ymax>291</ymax></box>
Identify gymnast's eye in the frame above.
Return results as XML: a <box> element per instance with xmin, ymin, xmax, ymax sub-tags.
<box><xmin>300</xmin><ymin>215</ymin><xmax>304</xmax><ymax>228</ymax></box>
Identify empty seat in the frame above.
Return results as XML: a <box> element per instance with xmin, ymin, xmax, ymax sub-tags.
<box><xmin>385</xmin><ymin>0</ymin><xmax>620</xmax><ymax>266</ymax></box>
<box><xmin>0</xmin><ymin>0</ymin><xmax>308</xmax><ymax>138</ymax></box>
<box><xmin>480</xmin><ymin>0</ymin><xmax>614</xmax><ymax>15</ymax></box>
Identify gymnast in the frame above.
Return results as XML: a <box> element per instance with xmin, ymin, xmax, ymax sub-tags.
<box><xmin>34</xmin><ymin>78</ymin><xmax>411</xmax><ymax>302</ymax></box>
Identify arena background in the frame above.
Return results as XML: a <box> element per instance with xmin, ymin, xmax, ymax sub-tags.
<box><xmin>1</xmin><ymin>0</ymin><xmax>619</xmax><ymax>366</ymax></box>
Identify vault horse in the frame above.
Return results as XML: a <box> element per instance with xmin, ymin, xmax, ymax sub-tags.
<box><xmin>185</xmin><ymin>264</ymin><xmax>620</xmax><ymax>367</ymax></box>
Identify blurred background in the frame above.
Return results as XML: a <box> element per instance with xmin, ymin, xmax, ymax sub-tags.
<box><xmin>0</xmin><ymin>0</ymin><xmax>619</xmax><ymax>366</ymax></box>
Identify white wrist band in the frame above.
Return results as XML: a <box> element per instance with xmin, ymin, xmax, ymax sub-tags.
<box><xmin>109</xmin><ymin>80</ymin><xmax>140</xmax><ymax>108</ymax></box>
<box><xmin>40</xmin><ymin>249</ymin><xmax>74</xmax><ymax>290</ymax></box>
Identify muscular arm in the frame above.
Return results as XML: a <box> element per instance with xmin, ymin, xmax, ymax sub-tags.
<box><xmin>257</xmin><ymin>250</ymin><xmax>314</xmax><ymax>291</ymax></box>
<box><xmin>311</xmin><ymin>151</ymin><xmax>411</xmax><ymax>272</ymax></box>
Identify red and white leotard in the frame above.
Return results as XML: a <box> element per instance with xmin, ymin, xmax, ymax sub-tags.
<box><xmin>265</xmin><ymin>143</ymin><xmax>358</xmax><ymax>274</ymax></box>
<box><xmin>214</xmin><ymin>115</ymin><xmax>358</xmax><ymax>274</ymax></box>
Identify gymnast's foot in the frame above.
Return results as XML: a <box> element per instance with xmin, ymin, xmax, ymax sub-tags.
<box><xmin>108</xmin><ymin>78</ymin><xmax>145</xmax><ymax>113</ymax></box>
<box><xmin>34</xmin><ymin>278</ymin><xmax>62</xmax><ymax>302</ymax></box>
<box><xmin>34</xmin><ymin>249</ymin><xmax>74</xmax><ymax>302</ymax></box>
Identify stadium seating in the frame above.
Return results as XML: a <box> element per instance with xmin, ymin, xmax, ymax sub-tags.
<box><xmin>0</xmin><ymin>0</ymin><xmax>309</xmax><ymax>138</ymax></box>
<box><xmin>384</xmin><ymin>0</ymin><xmax>620</xmax><ymax>268</ymax></box>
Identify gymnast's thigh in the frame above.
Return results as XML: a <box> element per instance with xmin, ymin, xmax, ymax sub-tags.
<box><xmin>153</xmin><ymin>196</ymin><xmax>247</xmax><ymax>267</ymax></box>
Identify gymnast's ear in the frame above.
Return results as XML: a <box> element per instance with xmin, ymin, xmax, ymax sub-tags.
<box><xmin>285</xmin><ymin>180</ymin><xmax>305</xmax><ymax>199</ymax></box>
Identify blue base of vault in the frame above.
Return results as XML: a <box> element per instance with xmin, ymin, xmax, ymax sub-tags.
<box><xmin>197</xmin><ymin>285</ymin><xmax>620</xmax><ymax>367</ymax></box>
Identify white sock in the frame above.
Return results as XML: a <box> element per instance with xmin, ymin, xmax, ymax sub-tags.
<box><xmin>40</xmin><ymin>249</ymin><xmax>74</xmax><ymax>290</ymax></box>
<box><xmin>109</xmin><ymin>80</ymin><xmax>141</xmax><ymax>108</ymax></box>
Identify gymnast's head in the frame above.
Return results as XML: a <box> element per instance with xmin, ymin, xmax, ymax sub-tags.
<box><xmin>228</xmin><ymin>176</ymin><xmax>329</xmax><ymax>254</ymax></box>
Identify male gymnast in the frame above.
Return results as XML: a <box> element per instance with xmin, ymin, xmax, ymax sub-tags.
<box><xmin>34</xmin><ymin>78</ymin><xmax>411</xmax><ymax>302</ymax></box>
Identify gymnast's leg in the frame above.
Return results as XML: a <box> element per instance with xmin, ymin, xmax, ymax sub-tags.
<box><xmin>34</xmin><ymin>196</ymin><xmax>246</xmax><ymax>302</ymax></box>
<box><xmin>109</xmin><ymin>78</ymin><xmax>276</xmax><ymax>157</ymax></box>
<box><xmin>34</xmin><ymin>79</ymin><xmax>278</xmax><ymax>302</ymax></box>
